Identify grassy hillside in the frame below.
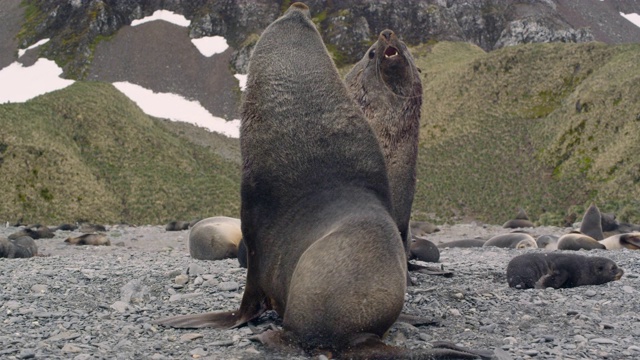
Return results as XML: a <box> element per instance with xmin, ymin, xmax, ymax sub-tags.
<box><xmin>411</xmin><ymin>41</ymin><xmax>640</xmax><ymax>225</ymax></box>
<box><xmin>0</xmin><ymin>82</ymin><xmax>241</xmax><ymax>225</ymax></box>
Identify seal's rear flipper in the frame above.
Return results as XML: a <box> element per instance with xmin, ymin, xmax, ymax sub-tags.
<box><xmin>152</xmin><ymin>310</ymin><xmax>246</xmax><ymax>329</ymax></box>
<box><xmin>432</xmin><ymin>341</ymin><xmax>496</xmax><ymax>359</ymax></box>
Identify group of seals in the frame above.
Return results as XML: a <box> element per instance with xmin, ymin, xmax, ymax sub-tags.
<box><xmin>155</xmin><ymin>4</ymin><xmax>489</xmax><ymax>359</ymax></box>
<box><xmin>507</xmin><ymin>253</ymin><xmax>623</xmax><ymax>289</ymax></box>
<box><xmin>0</xmin><ymin>236</ymin><xmax>38</xmax><ymax>258</ymax></box>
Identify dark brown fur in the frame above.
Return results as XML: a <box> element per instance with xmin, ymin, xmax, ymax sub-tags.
<box><xmin>0</xmin><ymin>236</ymin><xmax>38</xmax><ymax>258</ymax></box>
<box><xmin>579</xmin><ymin>203</ymin><xmax>604</xmax><ymax>240</ymax></box>
<box><xmin>507</xmin><ymin>253</ymin><xmax>623</xmax><ymax>289</ymax></box>
<box><xmin>64</xmin><ymin>233</ymin><xmax>110</xmax><ymax>246</ymax></box>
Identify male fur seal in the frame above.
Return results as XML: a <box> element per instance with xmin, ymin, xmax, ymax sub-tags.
<box><xmin>503</xmin><ymin>208</ymin><xmax>534</xmax><ymax>228</ymax></box>
<box><xmin>153</xmin><ymin>4</ymin><xmax>489</xmax><ymax>359</ymax></box>
<box><xmin>64</xmin><ymin>233</ymin><xmax>110</xmax><ymax>246</ymax></box>
<box><xmin>507</xmin><ymin>253</ymin><xmax>623</xmax><ymax>289</ymax></box>
<box><xmin>556</xmin><ymin>231</ymin><xmax>605</xmax><ymax>251</ymax></box>
<box><xmin>578</xmin><ymin>203</ymin><xmax>604</xmax><ymax>240</ymax></box>
<box><xmin>345</xmin><ymin>28</ymin><xmax>422</xmax><ymax>259</ymax></box>
<box><xmin>0</xmin><ymin>236</ymin><xmax>38</xmax><ymax>258</ymax></box>
<box><xmin>483</xmin><ymin>231</ymin><xmax>537</xmax><ymax>249</ymax></box>
<box><xmin>600</xmin><ymin>232</ymin><xmax>640</xmax><ymax>250</ymax></box>
<box><xmin>188</xmin><ymin>216</ymin><xmax>242</xmax><ymax>261</ymax></box>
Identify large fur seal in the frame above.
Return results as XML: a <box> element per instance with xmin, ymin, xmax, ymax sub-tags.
<box><xmin>0</xmin><ymin>236</ymin><xmax>38</xmax><ymax>258</ymax></box>
<box><xmin>483</xmin><ymin>231</ymin><xmax>537</xmax><ymax>249</ymax></box>
<box><xmin>503</xmin><ymin>208</ymin><xmax>534</xmax><ymax>228</ymax></box>
<box><xmin>507</xmin><ymin>253</ymin><xmax>623</xmax><ymax>289</ymax></box>
<box><xmin>188</xmin><ymin>216</ymin><xmax>242</xmax><ymax>260</ymax></box>
<box><xmin>556</xmin><ymin>231</ymin><xmax>605</xmax><ymax>251</ymax></box>
<box><xmin>600</xmin><ymin>232</ymin><xmax>640</xmax><ymax>250</ymax></box>
<box><xmin>154</xmin><ymin>4</ymin><xmax>488</xmax><ymax>359</ymax></box>
<box><xmin>345</xmin><ymin>28</ymin><xmax>422</xmax><ymax>259</ymax></box>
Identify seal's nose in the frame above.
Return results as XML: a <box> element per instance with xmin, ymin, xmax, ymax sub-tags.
<box><xmin>380</xmin><ymin>29</ymin><xmax>394</xmax><ymax>41</ymax></box>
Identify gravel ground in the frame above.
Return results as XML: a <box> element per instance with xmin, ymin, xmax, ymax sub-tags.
<box><xmin>1</xmin><ymin>223</ymin><xmax>640</xmax><ymax>360</ymax></box>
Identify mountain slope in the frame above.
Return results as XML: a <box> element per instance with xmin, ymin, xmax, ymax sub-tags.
<box><xmin>411</xmin><ymin>41</ymin><xmax>640</xmax><ymax>224</ymax></box>
<box><xmin>0</xmin><ymin>82</ymin><xmax>241</xmax><ymax>225</ymax></box>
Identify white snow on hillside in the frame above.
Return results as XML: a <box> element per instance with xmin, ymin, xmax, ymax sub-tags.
<box><xmin>192</xmin><ymin>36</ymin><xmax>229</xmax><ymax>56</ymax></box>
<box><xmin>113</xmin><ymin>81</ymin><xmax>240</xmax><ymax>138</ymax></box>
<box><xmin>18</xmin><ymin>38</ymin><xmax>50</xmax><ymax>57</ymax></box>
<box><xmin>0</xmin><ymin>59</ymin><xmax>74</xmax><ymax>103</ymax></box>
<box><xmin>131</xmin><ymin>10</ymin><xmax>189</xmax><ymax>27</ymax></box>
<box><xmin>620</xmin><ymin>12</ymin><xmax>640</xmax><ymax>28</ymax></box>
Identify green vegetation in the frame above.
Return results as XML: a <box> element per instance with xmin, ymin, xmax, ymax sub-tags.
<box><xmin>411</xmin><ymin>41</ymin><xmax>640</xmax><ymax>225</ymax></box>
<box><xmin>0</xmin><ymin>82</ymin><xmax>241</xmax><ymax>225</ymax></box>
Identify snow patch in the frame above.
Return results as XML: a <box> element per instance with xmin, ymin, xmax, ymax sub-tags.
<box><xmin>620</xmin><ymin>12</ymin><xmax>640</xmax><ymax>28</ymax></box>
<box><xmin>0</xmin><ymin>59</ymin><xmax>74</xmax><ymax>103</ymax></box>
<box><xmin>131</xmin><ymin>10</ymin><xmax>190</xmax><ymax>27</ymax></box>
<box><xmin>113</xmin><ymin>81</ymin><xmax>240</xmax><ymax>138</ymax></box>
<box><xmin>18</xmin><ymin>38</ymin><xmax>50</xmax><ymax>57</ymax></box>
<box><xmin>192</xmin><ymin>36</ymin><xmax>229</xmax><ymax>57</ymax></box>
<box><xmin>234</xmin><ymin>74</ymin><xmax>247</xmax><ymax>91</ymax></box>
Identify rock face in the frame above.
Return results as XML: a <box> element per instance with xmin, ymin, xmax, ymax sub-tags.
<box><xmin>11</xmin><ymin>0</ymin><xmax>640</xmax><ymax>78</ymax></box>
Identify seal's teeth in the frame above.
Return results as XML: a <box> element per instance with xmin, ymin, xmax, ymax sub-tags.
<box><xmin>384</xmin><ymin>47</ymin><xmax>399</xmax><ymax>58</ymax></box>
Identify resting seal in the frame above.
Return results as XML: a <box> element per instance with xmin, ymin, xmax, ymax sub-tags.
<box><xmin>410</xmin><ymin>221</ymin><xmax>440</xmax><ymax>237</ymax></box>
<box><xmin>556</xmin><ymin>231</ymin><xmax>605</xmax><ymax>251</ymax></box>
<box><xmin>483</xmin><ymin>231</ymin><xmax>537</xmax><ymax>249</ymax></box>
<box><xmin>503</xmin><ymin>208</ymin><xmax>534</xmax><ymax>228</ymax></box>
<box><xmin>507</xmin><ymin>253</ymin><xmax>623</xmax><ymax>289</ymax></box>
<box><xmin>0</xmin><ymin>236</ymin><xmax>38</xmax><ymax>258</ymax></box>
<box><xmin>64</xmin><ymin>233</ymin><xmax>110</xmax><ymax>246</ymax></box>
<box><xmin>153</xmin><ymin>4</ymin><xmax>489</xmax><ymax>359</ymax></box>
<box><xmin>437</xmin><ymin>238</ymin><xmax>486</xmax><ymax>248</ymax></box>
<box><xmin>188</xmin><ymin>216</ymin><xmax>242</xmax><ymax>261</ymax></box>
<box><xmin>8</xmin><ymin>224</ymin><xmax>55</xmax><ymax>240</ymax></box>
<box><xmin>536</xmin><ymin>235</ymin><xmax>559</xmax><ymax>250</ymax></box>
<box><xmin>600</xmin><ymin>232</ymin><xmax>640</xmax><ymax>250</ymax></box>
<box><xmin>165</xmin><ymin>221</ymin><xmax>190</xmax><ymax>231</ymax></box>
<box><xmin>409</xmin><ymin>236</ymin><xmax>440</xmax><ymax>263</ymax></box>
<box><xmin>345</xmin><ymin>28</ymin><xmax>422</xmax><ymax>259</ymax></box>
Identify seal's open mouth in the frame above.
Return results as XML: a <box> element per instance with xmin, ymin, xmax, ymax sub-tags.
<box><xmin>384</xmin><ymin>46</ymin><xmax>399</xmax><ymax>58</ymax></box>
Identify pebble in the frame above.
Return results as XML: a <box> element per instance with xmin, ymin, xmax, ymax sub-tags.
<box><xmin>218</xmin><ymin>281</ymin><xmax>240</xmax><ymax>291</ymax></box>
<box><xmin>188</xmin><ymin>263</ymin><xmax>206</xmax><ymax>276</ymax></box>
<box><xmin>175</xmin><ymin>274</ymin><xmax>189</xmax><ymax>285</ymax></box>
<box><xmin>584</xmin><ymin>290</ymin><xmax>597</xmax><ymax>297</ymax></box>
<box><xmin>590</xmin><ymin>338</ymin><xmax>619</xmax><ymax>345</ymax></box>
<box><xmin>180</xmin><ymin>333</ymin><xmax>203</xmax><ymax>342</ymax></box>
<box><xmin>30</xmin><ymin>284</ymin><xmax>47</xmax><ymax>293</ymax></box>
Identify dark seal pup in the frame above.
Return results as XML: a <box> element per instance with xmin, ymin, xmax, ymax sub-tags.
<box><xmin>507</xmin><ymin>253</ymin><xmax>623</xmax><ymax>289</ymax></box>
<box><xmin>0</xmin><ymin>236</ymin><xmax>38</xmax><ymax>258</ymax></box>
<box><xmin>409</xmin><ymin>236</ymin><xmax>440</xmax><ymax>263</ymax></box>
<box><xmin>345</xmin><ymin>28</ymin><xmax>422</xmax><ymax>258</ymax></box>
<box><xmin>503</xmin><ymin>208</ymin><xmax>534</xmax><ymax>228</ymax></box>
<box><xmin>154</xmin><ymin>4</ymin><xmax>489</xmax><ymax>359</ymax></box>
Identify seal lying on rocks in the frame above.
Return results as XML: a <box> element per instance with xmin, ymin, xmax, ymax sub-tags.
<box><xmin>557</xmin><ymin>231</ymin><xmax>605</xmax><ymax>251</ymax></box>
<box><xmin>502</xmin><ymin>208</ymin><xmax>534</xmax><ymax>229</ymax></box>
<box><xmin>154</xmin><ymin>3</ymin><xmax>491</xmax><ymax>359</ymax></box>
<box><xmin>0</xmin><ymin>236</ymin><xmax>38</xmax><ymax>258</ymax></box>
<box><xmin>507</xmin><ymin>253</ymin><xmax>623</xmax><ymax>289</ymax></box>
<box><xmin>188</xmin><ymin>216</ymin><xmax>242</xmax><ymax>260</ymax></box>
<box><xmin>165</xmin><ymin>221</ymin><xmax>190</xmax><ymax>231</ymax></box>
<box><xmin>483</xmin><ymin>231</ymin><xmax>537</xmax><ymax>249</ymax></box>
<box><xmin>600</xmin><ymin>232</ymin><xmax>640</xmax><ymax>250</ymax></box>
<box><xmin>64</xmin><ymin>234</ymin><xmax>110</xmax><ymax>246</ymax></box>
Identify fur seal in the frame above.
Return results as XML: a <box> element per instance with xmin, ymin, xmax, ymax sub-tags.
<box><xmin>536</xmin><ymin>235</ymin><xmax>559</xmax><ymax>250</ymax></box>
<box><xmin>578</xmin><ymin>203</ymin><xmax>604</xmax><ymax>240</ymax></box>
<box><xmin>79</xmin><ymin>223</ymin><xmax>107</xmax><ymax>233</ymax></box>
<box><xmin>507</xmin><ymin>253</ymin><xmax>623</xmax><ymax>289</ymax></box>
<box><xmin>483</xmin><ymin>231</ymin><xmax>537</xmax><ymax>249</ymax></box>
<box><xmin>165</xmin><ymin>220</ymin><xmax>190</xmax><ymax>231</ymax></box>
<box><xmin>188</xmin><ymin>216</ymin><xmax>242</xmax><ymax>261</ymax></box>
<box><xmin>410</xmin><ymin>221</ymin><xmax>440</xmax><ymax>237</ymax></box>
<box><xmin>556</xmin><ymin>231</ymin><xmax>605</xmax><ymax>251</ymax></box>
<box><xmin>345</xmin><ymin>28</ymin><xmax>422</xmax><ymax>258</ymax></box>
<box><xmin>600</xmin><ymin>232</ymin><xmax>640</xmax><ymax>250</ymax></box>
<box><xmin>64</xmin><ymin>233</ymin><xmax>110</xmax><ymax>246</ymax></box>
<box><xmin>409</xmin><ymin>236</ymin><xmax>440</xmax><ymax>263</ymax></box>
<box><xmin>503</xmin><ymin>208</ymin><xmax>534</xmax><ymax>228</ymax></box>
<box><xmin>437</xmin><ymin>238</ymin><xmax>487</xmax><ymax>248</ymax></box>
<box><xmin>154</xmin><ymin>4</ymin><xmax>488</xmax><ymax>359</ymax></box>
<box><xmin>54</xmin><ymin>223</ymin><xmax>78</xmax><ymax>231</ymax></box>
<box><xmin>8</xmin><ymin>224</ymin><xmax>55</xmax><ymax>240</ymax></box>
<box><xmin>0</xmin><ymin>236</ymin><xmax>38</xmax><ymax>258</ymax></box>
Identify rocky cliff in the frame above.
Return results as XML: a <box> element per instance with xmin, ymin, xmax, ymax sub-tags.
<box><xmin>13</xmin><ymin>0</ymin><xmax>640</xmax><ymax>78</ymax></box>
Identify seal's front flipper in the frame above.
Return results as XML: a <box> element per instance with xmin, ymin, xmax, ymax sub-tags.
<box><xmin>152</xmin><ymin>310</ymin><xmax>246</xmax><ymax>329</ymax></box>
<box><xmin>408</xmin><ymin>262</ymin><xmax>454</xmax><ymax>277</ymax></box>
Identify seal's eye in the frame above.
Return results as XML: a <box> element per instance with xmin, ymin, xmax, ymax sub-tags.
<box><xmin>368</xmin><ymin>50</ymin><xmax>375</xmax><ymax>59</ymax></box>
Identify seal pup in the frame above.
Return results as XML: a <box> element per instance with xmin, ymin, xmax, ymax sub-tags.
<box><xmin>0</xmin><ymin>236</ymin><xmax>38</xmax><ymax>258</ymax></box>
<box><xmin>188</xmin><ymin>216</ymin><xmax>242</xmax><ymax>261</ymax></box>
<box><xmin>507</xmin><ymin>253</ymin><xmax>623</xmax><ymax>289</ymax></box>
<box><xmin>437</xmin><ymin>238</ymin><xmax>487</xmax><ymax>248</ymax></box>
<box><xmin>345</xmin><ymin>28</ymin><xmax>422</xmax><ymax>261</ymax></box>
<box><xmin>409</xmin><ymin>236</ymin><xmax>440</xmax><ymax>263</ymax></box>
<box><xmin>536</xmin><ymin>235</ymin><xmax>559</xmax><ymax>250</ymax></box>
<box><xmin>578</xmin><ymin>203</ymin><xmax>604</xmax><ymax>240</ymax></box>
<box><xmin>154</xmin><ymin>4</ymin><xmax>488</xmax><ymax>359</ymax></box>
<box><xmin>600</xmin><ymin>232</ymin><xmax>640</xmax><ymax>250</ymax></box>
<box><xmin>165</xmin><ymin>220</ymin><xmax>190</xmax><ymax>231</ymax></box>
<box><xmin>64</xmin><ymin>233</ymin><xmax>110</xmax><ymax>246</ymax></box>
<box><xmin>483</xmin><ymin>231</ymin><xmax>537</xmax><ymax>249</ymax></box>
<box><xmin>556</xmin><ymin>231</ymin><xmax>605</xmax><ymax>251</ymax></box>
<box><xmin>503</xmin><ymin>208</ymin><xmax>534</xmax><ymax>228</ymax></box>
